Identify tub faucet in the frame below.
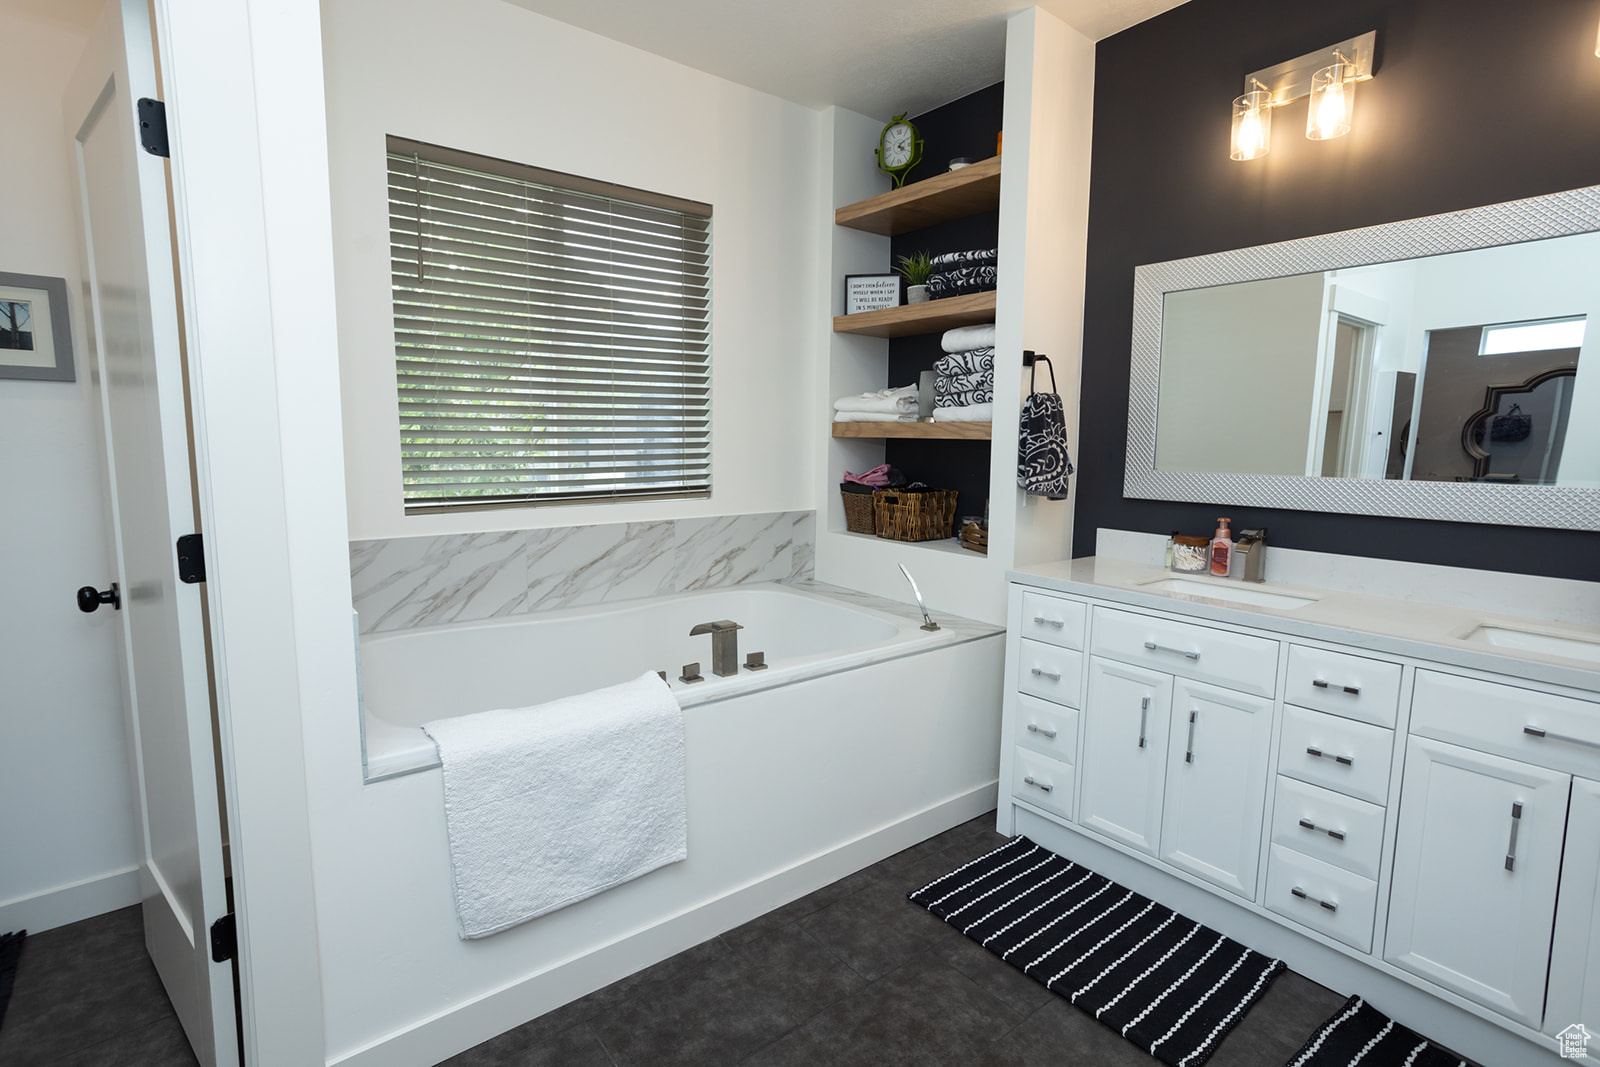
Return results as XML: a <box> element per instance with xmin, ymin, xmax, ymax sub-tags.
<box><xmin>689</xmin><ymin>619</ymin><xmax>743</xmax><ymax>677</ymax></box>
<box><xmin>898</xmin><ymin>564</ymin><xmax>940</xmax><ymax>632</ymax></box>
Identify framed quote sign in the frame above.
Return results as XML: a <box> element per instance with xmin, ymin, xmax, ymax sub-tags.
<box><xmin>844</xmin><ymin>273</ymin><xmax>901</xmax><ymax>314</ymax></box>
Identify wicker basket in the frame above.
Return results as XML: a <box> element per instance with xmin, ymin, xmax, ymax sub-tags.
<box><xmin>840</xmin><ymin>486</ymin><xmax>877</xmax><ymax>535</ymax></box>
<box><xmin>873</xmin><ymin>488</ymin><xmax>958</xmax><ymax>542</ymax></box>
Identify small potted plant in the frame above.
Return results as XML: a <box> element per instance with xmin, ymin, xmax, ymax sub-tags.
<box><xmin>895</xmin><ymin>251</ymin><xmax>934</xmax><ymax>304</ymax></box>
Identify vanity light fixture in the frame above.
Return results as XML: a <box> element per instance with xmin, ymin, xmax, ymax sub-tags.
<box><xmin>1230</xmin><ymin>31</ymin><xmax>1376</xmax><ymax>161</ymax></box>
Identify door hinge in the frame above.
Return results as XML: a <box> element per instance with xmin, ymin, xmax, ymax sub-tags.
<box><xmin>210</xmin><ymin>913</ymin><xmax>236</xmax><ymax>962</ymax></box>
<box><xmin>137</xmin><ymin>98</ymin><xmax>169</xmax><ymax>157</ymax></box>
<box><xmin>176</xmin><ymin>533</ymin><xmax>206</xmax><ymax>583</ymax></box>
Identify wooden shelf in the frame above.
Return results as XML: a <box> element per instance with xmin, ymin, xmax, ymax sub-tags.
<box><xmin>833</xmin><ymin>290</ymin><xmax>995</xmax><ymax>339</ymax></box>
<box><xmin>834</xmin><ymin>157</ymin><xmax>1002</xmax><ymax>236</ymax></box>
<box><xmin>831</xmin><ymin>421</ymin><xmax>992</xmax><ymax>440</ymax></box>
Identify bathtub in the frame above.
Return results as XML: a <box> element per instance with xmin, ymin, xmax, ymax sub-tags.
<box><xmin>334</xmin><ymin>581</ymin><xmax>1004</xmax><ymax>1066</ymax></box>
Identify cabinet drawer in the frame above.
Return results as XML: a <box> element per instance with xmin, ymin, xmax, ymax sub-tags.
<box><xmin>1090</xmin><ymin>606</ymin><xmax>1278</xmax><ymax>698</ymax></box>
<box><xmin>1013</xmin><ymin>747</ymin><xmax>1074</xmax><ymax>822</ymax></box>
<box><xmin>1278</xmin><ymin>704</ymin><xmax>1394</xmax><ymax>805</ymax></box>
<box><xmin>1019</xmin><ymin>590</ymin><xmax>1086</xmax><ymax>650</ymax></box>
<box><xmin>1018</xmin><ymin>639</ymin><xmax>1082</xmax><ymax>707</ymax></box>
<box><xmin>1412</xmin><ymin>670</ymin><xmax>1600</xmax><ymax>779</ymax></box>
<box><xmin>1286</xmin><ymin>646</ymin><xmax>1401</xmax><ymax>728</ymax></box>
<box><xmin>1265</xmin><ymin>844</ymin><xmax>1378</xmax><ymax>953</ymax></box>
<box><xmin>1269</xmin><ymin>776</ymin><xmax>1386</xmax><ymax>881</ymax></box>
<box><xmin>1014</xmin><ymin>694</ymin><xmax>1078</xmax><ymax>763</ymax></box>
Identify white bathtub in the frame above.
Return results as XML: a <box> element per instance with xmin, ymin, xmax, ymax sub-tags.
<box><xmin>360</xmin><ymin>581</ymin><xmax>986</xmax><ymax>780</ymax></box>
<box><xmin>335</xmin><ymin>581</ymin><xmax>1004</xmax><ymax>1065</ymax></box>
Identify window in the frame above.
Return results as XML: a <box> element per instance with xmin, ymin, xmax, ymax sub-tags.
<box><xmin>387</xmin><ymin>137</ymin><xmax>711</xmax><ymax>510</ymax></box>
<box><xmin>1478</xmin><ymin>316</ymin><xmax>1586</xmax><ymax>356</ymax></box>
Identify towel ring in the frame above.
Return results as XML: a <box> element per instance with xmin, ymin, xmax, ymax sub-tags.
<box><xmin>1023</xmin><ymin>351</ymin><xmax>1056</xmax><ymax>395</ymax></box>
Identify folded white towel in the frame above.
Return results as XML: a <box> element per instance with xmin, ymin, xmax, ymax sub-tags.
<box><xmin>833</xmin><ymin>384</ymin><xmax>918</xmax><ymax>414</ymax></box>
<box><xmin>931</xmin><ymin>402</ymin><xmax>994</xmax><ymax>423</ymax></box>
<box><xmin>422</xmin><ymin>672</ymin><xmax>686</xmax><ymax>939</ymax></box>
<box><xmin>941</xmin><ymin>324</ymin><xmax>996</xmax><ymax>353</ymax></box>
<box><xmin>834</xmin><ymin>411</ymin><xmax>915</xmax><ymax>422</ymax></box>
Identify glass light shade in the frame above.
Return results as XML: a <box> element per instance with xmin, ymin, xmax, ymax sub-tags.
<box><xmin>1307</xmin><ymin>62</ymin><xmax>1353</xmax><ymax>140</ymax></box>
<box><xmin>1231</xmin><ymin>90</ymin><xmax>1273</xmax><ymax>161</ymax></box>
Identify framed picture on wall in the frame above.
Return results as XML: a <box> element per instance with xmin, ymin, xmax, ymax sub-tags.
<box><xmin>844</xmin><ymin>273</ymin><xmax>902</xmax><ymax>314</ymax></box>
<box><xmin>0</xmin><ymin>272</ymin><xmax>74</xmax><ymax>382</ymax></box>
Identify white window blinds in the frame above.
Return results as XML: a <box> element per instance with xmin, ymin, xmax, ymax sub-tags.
<box><xmin>387</xmin><ymin>136</ymin><xmax>712</xmax><ymax>510</ymax></box>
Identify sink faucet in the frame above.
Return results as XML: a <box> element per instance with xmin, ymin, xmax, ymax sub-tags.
<box><xmin>689</xmin><ymin>619</ymin><xmax>744</xmax><ymax>677</ymax></box>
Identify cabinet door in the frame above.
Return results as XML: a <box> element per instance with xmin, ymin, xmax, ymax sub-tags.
<box><xmin>1080</xmin><ymin>657</ymin><xmax>1172</xmax><ymax>856</ymax></box>
<box><xmin>1384</xmin><ymin>736</ymin><xmax>1570</xmax><ymax>1028</ymax></box>
<box><xmin>1546</xmin><ymin>777</ymin><xmax>1600</xmax><ymax>1052</ymax></box>
<box><xmin>1160</xmin><ymin>680</ymin><xmax>1274</xmax><ymax>899</ymax></box>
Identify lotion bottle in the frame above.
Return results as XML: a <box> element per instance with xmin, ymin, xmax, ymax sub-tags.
<box><xmin>1209</xmin><ymin>517</ymin><xmax>1234</xmax><ymax>577</ymax></box>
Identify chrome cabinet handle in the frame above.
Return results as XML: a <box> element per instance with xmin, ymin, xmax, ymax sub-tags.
<box><xmin>1312</xmin><ymin>679</ymin><xmax>1361</xmax><ymax>695</ymax></box>
<box><xmin>1184</xmin><ymin>709</ymin><xmax>1198</xmax><ymax>764</ymax></box>
<box><xmin>1144</xmin><ymin>640</ymin><xmax>1200</xmax><ymax>660</ymax></box>
<box><xmin>1030</xmin><ymin>667</ymin><xmax>1061</xmax><ymax>682</ymax></box>
<box><xmin>1305</xmin><ymin>746</ymin><xmax>1354</xmax><ymax>767</ymax></box>
<box><xmin>1524</xmin><ymin>726</ymin><xmax>1600</xmax><ymax>751</ymax></box>
<box><xmin>1032</xmin><ymin>615</ymin><xmax>1065</xmax><ymax>628</ymax></box>
<box><xmin>1291</xmin><ymin>886</ymin><xmax>1338</xmax><ymax>913</ymax></box>
<box><xmin>1023</xmin><ymin>775</ymin><xmax>1053</xmax><ymax>794</ymax></box>
<box><xmin>1505</xmin><ymin>801</ymin><xmax>1523</xmax><ymax>872</ymax></box>
<box><xmin>1026</xmin><ymin>723</ymin><xmax>1058</xmax><ymax>739</ymax></box>
<box><xmin>1138</xmin><ymin>695</ymin><xmax>1149</xmax><ymax>749</ymax></box>
<box><xmin>1298</xmin><ymin>818</ymin><xmax>1346</xmax><ymax>842</ymax></box>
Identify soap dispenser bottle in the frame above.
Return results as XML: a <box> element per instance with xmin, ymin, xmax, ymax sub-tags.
<box><xmin>1210</xmin><ymin>518</ymin><xmax>1234</xmax><ymax>577</ymax></box>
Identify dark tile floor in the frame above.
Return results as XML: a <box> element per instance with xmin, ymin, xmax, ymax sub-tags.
<box><xmin>0</xmin><ymin>814</ymin><xmax>1347</xmax><ymax>1067</ymax></box>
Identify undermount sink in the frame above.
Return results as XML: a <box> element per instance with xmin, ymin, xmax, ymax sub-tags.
<box><xmin>1137</xmin><ymin>576</ymin><xmax>1318</xmax><ymax>611</ymax></box>
<box><xmin>1464</xmin><ymin>624</ymin><xmax>1600</xmax><ymax>665</ymax></box>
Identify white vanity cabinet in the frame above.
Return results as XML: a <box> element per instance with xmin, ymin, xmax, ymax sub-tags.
<box><xmin>1548</xmin><ymin>777</ymin><xmax>1600</xmax><ymax>1056</ymax></box>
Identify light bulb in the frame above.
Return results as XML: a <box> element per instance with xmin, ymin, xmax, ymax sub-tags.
<box><xmin>1307</xmin><ymin>62</ymin><xmax>1354</xmax><ymax>140</ymax></box>
<box><xmin>1231</xmin><ymin>89</ymin><xmax>1273</xmax><ymax>161</ymax></box>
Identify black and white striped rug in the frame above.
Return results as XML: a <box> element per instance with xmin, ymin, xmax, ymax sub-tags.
<box><xmin>909</xmin><ymin>837</ymin><xmax>1284</xmax><ymax>1067</ymax></box>
<box><xmin>1286</xmin><ymin>996</ymin><xmax>1469</xmax><ymax>1067</ymax></box>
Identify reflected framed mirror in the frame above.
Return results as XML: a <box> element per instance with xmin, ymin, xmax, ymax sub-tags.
<box><xmin>1124</xmin><ymin>185</ymin><xmax>1600</xmax><ymax>530</ymax></box>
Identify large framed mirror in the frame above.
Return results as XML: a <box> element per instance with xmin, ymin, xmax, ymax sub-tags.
<box><xmin>1124</xmin><ymin>185</ymin><xmax>1600</xmax><ymax>531</ymax></box>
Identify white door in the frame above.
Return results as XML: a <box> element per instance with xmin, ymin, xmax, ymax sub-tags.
<box><xmin>65</xmin><ymin>3</ymin><xmax>237</xmax><ymax>1065</ymax></box>
<box><xmin>1079</xmin><ymin>658</ymin><xmax>1172</xmax><ymax>856</ymax></box>
<box><xmin>1384</xmin><ymin>736</ymin><xmax>1568</xmax><ymax>1028</ymax></box>
<box><xmin>1159</xmin><ymin>680</ymin><xmax>1273</xmax><ymax>899</ymax></box>
<box><xmin>1547</xmin><ymin>776</ymin><xmax>1600</xmax><ymax>1055</ymax></box>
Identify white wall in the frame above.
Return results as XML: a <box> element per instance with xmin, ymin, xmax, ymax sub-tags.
<box><xmin>0</xmin><ymin>5</ymin><xmax>142</xmax><ymax>933</ymax></box>
<box><xmin>322</xmin><ymin>0</ymin><xmax>822</xmax><ymax>541</ymax></box>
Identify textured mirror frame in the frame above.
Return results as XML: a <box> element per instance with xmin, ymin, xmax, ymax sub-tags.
<box><xmin>1124</xmin><ymin>185</ymin><xmax>1600</xmax><ymax>532</ymax></box>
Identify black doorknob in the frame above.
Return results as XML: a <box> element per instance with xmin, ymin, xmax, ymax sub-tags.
<box><xmin>77</xmin><ymin>583</ymin><xmax>121</xmax><ymax>613</ymax></box>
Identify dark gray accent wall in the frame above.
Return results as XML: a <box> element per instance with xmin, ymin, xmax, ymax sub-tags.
<box><xmin>1075</xmin><ymin>0</ymin><xmax>1600</xmax><ymax>580</ymax></box>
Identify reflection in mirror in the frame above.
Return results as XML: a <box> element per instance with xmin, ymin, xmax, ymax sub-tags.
<box><xmin>1154</xmin><ymin>231</ymin><xmax>1600</xmax><ymax>488</ymax></box>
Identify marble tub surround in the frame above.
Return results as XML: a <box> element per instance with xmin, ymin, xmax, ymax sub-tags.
<box><xmin>352</xmin><ymin>511</ymin><xmax>815</xmax><ymax>633</ymax></box>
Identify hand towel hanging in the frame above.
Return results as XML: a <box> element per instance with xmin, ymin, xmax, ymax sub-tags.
<box><xmin>1018</xmin><ymin>353</ymin><xmax>1074</xmax><ymax>500</ymax></box>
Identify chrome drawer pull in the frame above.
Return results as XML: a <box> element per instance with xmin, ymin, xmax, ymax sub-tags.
<box><xmin>1305</xmin><ymin>746</ymin><xmax>1354</xmax><ymax>767</ymax></box>
<box><xmin>1144</xmin><ymin>640</ymin><xmax>1200</xmax><ymax>660</ymax></box>
<box><xmin>1184</xmin><ymin>709</ymin><xmax>1198</xmax><ymax>764</ymax></box>
<box><xmin>1290</xmin><ymin>886</ymin><xmax>1338</xmax><ymax>913</ymax></box>
<box><xmin>1505</xmin><ymin>801</ymin><xmax>1523</xmax><ymax>872</ymax></box>
<box><xmin>1298</xmin><ymin>818</ymin><xmax>1346</xmax><ymax>842</ymax></box>
<box><xmin>1032</xmin><ymin>615</ymin><xmax>1066</xmax><ymax>628</ymax></box>
<box><xmin>1523</xmin><ymin>726</ymin><xmax>1600</xmax><ymax>751</ymax></box>
<box><xmin>1023</xmin><ymin>775</ymin><xmax>1053</xmax><ymax>794</ymax></box>
<box><xmin>1030</xmin><ymin>667</ymin><xmax>1061</xmax><ymax>682</ymax></box>
<box><xmin>1312</xmin><ymin>679</ymin><xmax>1361</xmax><ymax>695</ymax></box>
<box><xmin>1138</xmin><ymin>695</ymin><xmax>1149</xmax><ymax>749</ymax></box>
<box><xmin>1026</xmin><ymin>723</ymin><xmax>1058</xmax><ymax>740</ymax></box>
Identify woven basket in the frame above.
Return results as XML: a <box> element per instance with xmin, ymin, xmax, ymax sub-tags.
<box><xmin>841</xmin><ymin>487</ymin><xmax>877</xmax><ymax>535</ymax></box>
<box><xmin>873</xmin><ymin>489</ymin><xmax>958</xmax><ymax>542</ymax></box>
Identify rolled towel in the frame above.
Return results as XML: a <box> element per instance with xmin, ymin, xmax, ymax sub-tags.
<box><xmin>931</xmin><ymin>402</ymin><xmax>994</xmax><ymax>423</ymax></box>
<box><xmin>833</xmin><ymin>384</ymin><xmax>918</xmax><ymax>415</ymax></box>
<box><xmin>933</xmin><ymin>348</ymin><xmax>994</xmax><ymax>377</ymax></box>
<box><xmin>934</xmin><ymin>373</ymin><xmax>993</xmax><ymax>408</ymax></box>
<box><xmin>931</xmin><ymin>248</ymin><xmax>997</xmax><ymax>269</ymax></box>
<box><xmin>941</xmin><ymin>325</ymin><xmax>995</xmax><ymax>353</ymax></box>
<box><xmin>834</xmin><ymin>411</ymin><xmax>914</xmax><ymax>422</ymax></box>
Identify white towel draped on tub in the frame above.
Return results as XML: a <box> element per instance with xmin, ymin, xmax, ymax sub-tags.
<box><xmin>421</xmin><ymin>672</ymin><xmax>687</xmax><ymax>939</ymax></box>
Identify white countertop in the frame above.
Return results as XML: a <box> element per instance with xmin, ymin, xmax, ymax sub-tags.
<box><xmin>1009</xmin><ymin>556</ymin><xmax>1600</xmax><ymax>696</ymax></box>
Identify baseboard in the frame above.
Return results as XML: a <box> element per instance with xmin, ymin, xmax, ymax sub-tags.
<box><xmin>328</xmin><ymin>782</ymin><xmax>998</xmax><ymax>1067</ymax></box>
<box><xmin>0</xmin><ymin>865</ymin><xmax>143</xmax><ymax>934</ymax></box>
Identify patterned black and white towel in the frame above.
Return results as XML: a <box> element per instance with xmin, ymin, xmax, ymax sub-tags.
<box><xmin>934</xmin><ymin>371</ymin><xmax>993</xmax><ymax>407</ymax></box>
<box><xmin>931</xmin><ymin>247</ymin><xmax>997</xmax><ymax>269</ymax></box>
<box><xmin>910</xmin><ymin>838</ymin><xmax>1284</xmax><ymax>1067</ymax></box>
<box><xmin>933</xmin><ymin>347</ymin><xmax>994</xmax><ymax>377</ymax></box>
<box><xmin>926</xmin><ymin>265</ymin><xmax>997</xmax><ymax>299</ymax></box>
<box><xmin>1285</xmin><ymin>996</ymin><xmax>1470</xmax><ymax>1067</ymax></box>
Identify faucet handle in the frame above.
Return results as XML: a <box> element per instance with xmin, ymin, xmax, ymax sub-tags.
<box><xmin>689</xmin><ymin>619</ymin><xmax>743</xmax><ymax>635</ymax></box>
